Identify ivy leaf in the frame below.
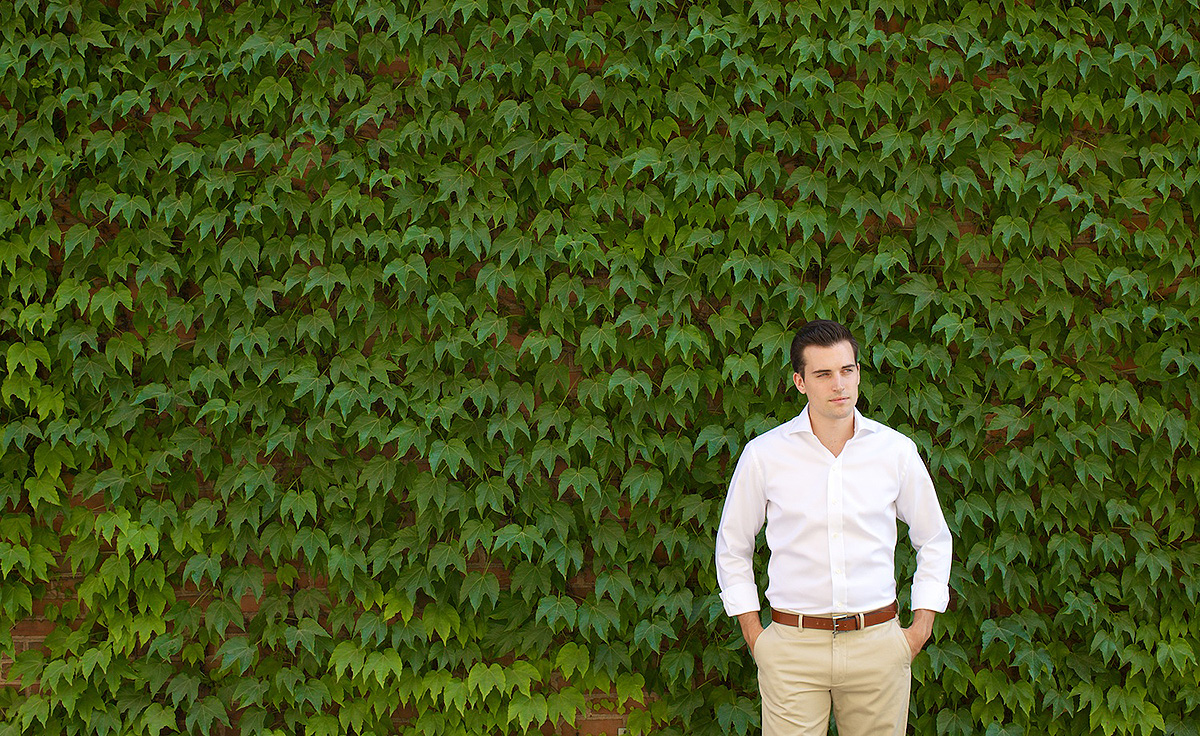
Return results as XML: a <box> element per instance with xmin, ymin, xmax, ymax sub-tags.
<box><xmin>814</xmin><ymin>124</ymin><xmax>856</xmax><ymax>158</ymax></box>
<box><xmin>7</xmin><ymin>341</ymin><xmax>51</xmax><ymax>376</ymax></box>
<box><xmin>428</xmin><ymin>437</ymin><xmax>472</xmax><ymax>476</ymax></box>
<box><xmin>792</xmin><ymin>67</ymin><xmax>834</xmax><ymax>96</ymax></box>
<box><xmin>867</xmin><ymin>123</ymin><xmax>914</xmax><ymax>160</ymax></box>
<box><xmin>182</xmin><ymin>554</ymin><xmax>221</xmax><ymax>586</ymax></box>
<box><xmin>748</xmin><ymin>322</ymin><xmax>791</xmax><ymax>367</ymax></box>
<box><xmin>183</xmin><ymin>697</ymin><xmax>229</xmax><ymax>734</ymax></box>
<box><xmin>472</xmin><ymin>476</ymin><xmax>512</xmax><ymax>514</ymax></box>
<box><xmin>1155</xmin><ymin>638</ymin><xmax>1195</xmax><ymax>672</ymax></box>
<box><xmin>707</xmin><ymin>168</ymin><xmax>744</xmax><ymax>197</ymax></box>
<box><xmin>621</xmin><ymin>465</ymin><xmax>663</xmax><ymax>504</ymax></box>
<box><xmin>280</xmin><ymin>490</ymin><xmax>317</xmax><ymax>525</ymax></box>
<box><xmin>558</xmin><ymin>467</ymin><xmax>599</xmax><ymax>501</ymax></box>
<box><xmin>733</xmin><ymin>193</ymin><xmax>780</xmax><ymax>227</ymax></box>
<box><xmin>897</xmin><ymin>273</ymin><xmax>940</xmax><ymax>314</ymax></box>
<box><xmin>607</xmin><ymin>369</ymin><xmax>653</xmax><ymax>403</ymax></box>
<box><xmin>347</xmin><ymin>412</ymin><xmax>390</xmax><ymax>447</ymax></box>
<box><xmin>716</xmin><ymin>698</ymin><xmax>760</xmax><ymax>734</ymax></box>
<box><xmin>214</xmin><ymin>636</ymin><xmax>256</xmax><ymax>675</ymax></box>
<box><xmin>720</xmin><ymin>350</ymin><xmax>758</xmax><ymax>381</ymax></box>
<box><xmin>629</xmin><ymin>146</ymin><xmax>666</xmax><ymax>177</ymax></box>
<box><xmin>633</xmin><ymin>618</ymin><xmax>676</xmax><ymax>652</ymax></box>
<box><xmin>252</xmin><ymin>76</ymin><xmax>294</xmax><ymax>111</ymax></box>
<box><xmin>519</xmin><ymin>332</ymin><xmax>564</xmax><ymax>361</ymax></box>
<box><xmin>329</xmin><ymin>641</ymin><xmax>364</xmax><ymax>681</ymax></box>
<box><xmin>285</xmin><ymin>618</ymin><xmax>329</xmax><ymax>655</ymax></box>
<box><xmin>555</xmin><ymin>641</ymin><xmax>590</xmax><ymax>678</ymax></box>
<box><xmin>840</xmin><ymin>187</ymin><xmax>879</xmax><ymax>222</ymax></box>
<box><xmin>508</xmin><ymin>692</ymin><xmax>549</xmax><ymax>731</ymax></box>
<box><xmin>494</xmin><ymin>524</ymin><xmax>545</xmax><ymax>557</ymax></box>
<box><xmin>139</xmin><ymin>703</ymin><xmax>176</xmax><ymax>736</ymax></box>
<box><xmin>535</xmin><ymin>595</ymin><xmax>578</xmax><ymax>628</ymax></box>
<box><xmin>467</xmin><ymin>662</ymin><xmax>506</xmax><ymax>697</ymax></box>
<box><xmin>615</xmin><ymin>672</ymin><xmax>645</xmax><ymax>704</ymax></box>
<box><xmin>459</xmin><ymin>571</ymin><xmax>500</xmax><ymax>609</ymax></box>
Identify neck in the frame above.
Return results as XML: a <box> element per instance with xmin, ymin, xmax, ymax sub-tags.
<box><xmin>809</xmin><ymin>410</ymin><xmax>855</xmax><ymax>452</ymax></box>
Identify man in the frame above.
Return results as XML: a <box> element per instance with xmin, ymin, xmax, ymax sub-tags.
<box><xmin>714</xmin><ymin>320</ymin><xmax>952</xmax><ymax>735</ymax></box>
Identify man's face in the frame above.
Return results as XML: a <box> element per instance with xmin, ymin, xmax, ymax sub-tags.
<box><xmin>792</xmin><ymin>341</ymin><xmax>859</xmax><ymax>422</ymax></box>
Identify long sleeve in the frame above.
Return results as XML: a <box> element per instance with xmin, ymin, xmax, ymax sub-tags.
<box><xmin>895</xmin><ymin>441</ymin><xmax>953</xmax><ymax>612</ymax></box>
<box><xmin>714</xmin><ymin>444</ymin><xmax>768</xmax><ymax>616</ymax></box>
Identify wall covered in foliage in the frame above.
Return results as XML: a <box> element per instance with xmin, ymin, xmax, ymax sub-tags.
<box><xmin>1</xmin><ymin>0</ymin><xmax>1197</xmax><ymax>734</ymax></box>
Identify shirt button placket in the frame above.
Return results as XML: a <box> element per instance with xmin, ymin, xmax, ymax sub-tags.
<box><xmin>828</xmin><ymin>459</ymin><xmax>848</xmax><ymax>613</ymax></box>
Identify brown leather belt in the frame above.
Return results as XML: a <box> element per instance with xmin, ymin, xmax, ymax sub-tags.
<box><xmin>771</xmin><ymin>602</ymin><xmax>898</xmax><ymax>632</ymax></box>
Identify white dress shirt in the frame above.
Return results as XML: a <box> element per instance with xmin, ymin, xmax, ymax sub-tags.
<box><xmin>715</xmin><ymin>406</ymin><xmax>952</xmax><ymax>617</ymax></box>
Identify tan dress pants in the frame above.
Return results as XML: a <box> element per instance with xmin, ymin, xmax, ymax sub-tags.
<box><xmin>753</xmin><ymin>617</ymin><xmax>912</xmax><ymax>735</ymax></box>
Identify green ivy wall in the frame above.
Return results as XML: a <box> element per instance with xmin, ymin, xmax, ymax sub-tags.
<box><xmin>1</xmin><ymin>0</ymin><xmax>1197</xmax><ymax>734</ymax></box>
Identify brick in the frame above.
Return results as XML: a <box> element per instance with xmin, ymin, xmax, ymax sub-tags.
<box><xmin>239</xmin><ymin>593</ymin><xmax>261</xmax><ymax>614</ymax></box>
<box><xmin>575</xmin><ymin>713</ymin><xmax>627</xmax><ymax>736</ymax></box>
<box><xmin>10</xmin><ymin>620</ymin><xmax>55</xmax><ymax>642</ymax></box>
<box><xmin>2</xmin><ymin>620</ymin><xmax>54</xmax><ymax>688</ymax></box>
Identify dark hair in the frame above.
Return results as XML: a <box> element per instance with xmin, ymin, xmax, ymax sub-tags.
<box><xmin>790</xmin><ymin>320</ymin><xmax>859</xmax><ymax>375</ymax></box>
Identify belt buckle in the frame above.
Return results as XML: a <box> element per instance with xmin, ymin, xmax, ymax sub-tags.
<box><xmin>831</xmin><ymin>612</ymin><xmax>864</xmax><ymax>636</ymax></box>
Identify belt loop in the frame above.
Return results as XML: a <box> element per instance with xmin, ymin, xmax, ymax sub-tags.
<box><xmin>856</xmin><ymin>612</ymin><xmax>864</xmax><ymax>630</ymax></box>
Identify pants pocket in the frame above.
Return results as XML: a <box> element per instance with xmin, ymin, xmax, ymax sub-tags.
<box><xmin>753</xmin><ymin>623</ymin><xmax>774</xmax><ymax>661</ymax></box>
<box><xmin>893</xmin><ymin>620</ymin><xmax>913</xmax><ymax>661</ymax></box>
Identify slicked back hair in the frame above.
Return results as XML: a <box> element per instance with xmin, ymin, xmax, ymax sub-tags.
<box><xmin>790</xmin><ymin>320</ymin><xmax>859</xmax><ymax>376</ymax></box>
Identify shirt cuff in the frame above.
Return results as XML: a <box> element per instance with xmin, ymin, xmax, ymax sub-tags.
<box><xmin>720</xmin><ymin>583</ymin><xmax>761</xmax><ymax>617</ymax></box>
<box><xmin>911</xmin><ymin>582</ymin><xmax>949</xmax><ymax>613</ymax></box>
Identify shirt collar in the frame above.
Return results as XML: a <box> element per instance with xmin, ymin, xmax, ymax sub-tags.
<box><xmin>786</xmin><ymin>404</ymin><xmax>880</xmax><ymax>438</ymax></box>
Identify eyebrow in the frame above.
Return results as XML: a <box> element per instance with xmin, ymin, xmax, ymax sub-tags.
<box><xmin>813</xmin><ymin>364</ymin><xmax>857</xmax><ymax>373</ymax></box>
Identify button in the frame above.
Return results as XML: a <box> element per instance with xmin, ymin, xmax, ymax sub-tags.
<box><xmin>835</xmin><ymin>568</ymin><xmax>843</xmax><ymax>574</ymax></box>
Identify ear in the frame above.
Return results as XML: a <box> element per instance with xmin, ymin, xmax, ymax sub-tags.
<box><xmin>792</xmin><ymin>372</ymin><xmax>805</xmax><ymax>394</ymax></box>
